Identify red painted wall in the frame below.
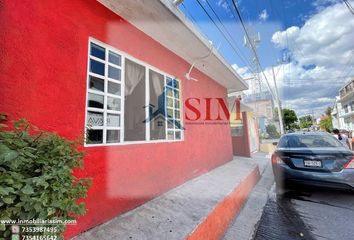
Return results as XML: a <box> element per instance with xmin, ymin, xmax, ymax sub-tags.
<box><xmin>232</xmin><ymin>112</ymin><xmax>251</xmax><ymax>157</ymax></box>
<box><xmin>0</xmin><ymin>1</ymin><xmax>233</xmax><ymax>238</ymax></box>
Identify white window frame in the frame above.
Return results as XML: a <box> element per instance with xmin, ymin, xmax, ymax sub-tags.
<box><xmin>84</xmin><ymin>37</ymin><xmax>184</xmax><ymax>147</ymax></box>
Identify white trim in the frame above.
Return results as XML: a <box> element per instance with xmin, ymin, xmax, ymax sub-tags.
<box><xmin>102</xmin><ymin>45</ymin><xmax>108</xmax><ymax>144</ymax></box>
<box><xmin>84</xmin><ymin>40</ymin><xmax>91</xmax><ymax>145</ymax></box>
<box><xmin>146</xmin><ymin>66</ymin><xmax>150</xmax><ymax>141</ymax></box>
<box><xmin>88</xmin><ymin>72</ymin><xmax>106</xmax><ymax>80</ymax></box>
<box><xmin>84</xmin><ymin>37</ymin><xmax>184</xmax><ymax>147</ymax></box>
<box><xmin>164</xmin><ymin>75</ymin><xmax>168</xmax><ymax>140</ymax></box>
<box><xmin>89</xmin><ymin>55</ymin><xmax>106</xmax><ymax>64</ymax></box>
<box><xmin>121</xmin><ymin>55</ymin><xmax>125</xmax><ymax>143</ymax></box>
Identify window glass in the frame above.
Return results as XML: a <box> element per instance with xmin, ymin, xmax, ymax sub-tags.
<box><xmin>149</xmin><ymin>70</ymin><xmax>166</xmax><ymax>140</ymax></box>
<box><xmin>107</xmin><ymin>113</ymin><xmax>120</xmax><ymax>127</ymax></box>
<box><xmin>124</xmin><ymin>59</ymin><xmax>146</xmax><ymax>141</ymax></box>
<box><xmin>89</xmin><ymin>76</ymin><xmax>104</xmax><ymax>92</ymax></box>
<box><xmin>88</xmin><ymin>93</ymin><xmax>104</xmax><ymax>109</ymax></box>
<box><xmin>87</xmin><ymin>111</ymin><xmax>104</xmax><ymax>126</ymax></box>
<box><xmin>107</xmin><ymin>130</ymin><xmax>120</xmax><ymax>143</ymax></box>
<box><xmin>90</xmin><ymin>43</ymin><xmax>105</xmax><ymax>60</ymax></box>
<box><xmin>175</xmin><ymin>120</ymin><xmax>181</xmax><ymax>130</ymax></box>
<box><xmin>167</xmin><ymin>98</ymin><xmax>173</xmax><ymax>108</ymax></box>
<box><xmin>109</xmin><ymin>51</ymin><xmax>121</xmax><ymax>66</ymax></box>
<box><xmin>167</xmin><ymin>108</ymin><xmax>173</xmax><ymax>118</ymax></box>
<box><xmin>287</xmin><ymin>135</ymin><xmax>343</xmax><ymax>148</ymax></box>
<box><xmin>175</xmin><ymin>110</ymin><xmax>180</xmax><ymax>120</ymax></box>
<box><xmin>87</xmin><ymin>129</ymin><xmax>103</xmax><ymax>144</ymax></box>
<box><xmin>174</xmin><ymin>90</ymin><xmax>179</xmax><ymax>99</ymax></box>
<box><xmin>168</xmin><ymin>120</ymin><xmax>174</xmax><ymax>129</ymax></box>
<box><xmin>175</xmin><ymin>131</ymin><xmax>181</xmax><ymax>140</ymax></box>
<box><xmin>167</xmin><ymin>87</ymin><xmax>173</xmax><ymax>97</ymax></box>
<box><xmin>166</xmin><ymin>79</ymin><xmax>178</xmax><ymax>88</ymax></box>
<box><xmin>167</xmin><ymin>131</ymin><xmax>174</xmax><ymax>140</ymax></box>
<box><xmin>107</xmin><ymin>97</ymin><xmax>121</xmax><ymax>111</ymax></box>
<box><xmin>175</xmin><ymin>99</ymin><xmax>180</xmax><ymax>109</ymax></box>
<box><xmin>108</xmin><ymin>81</ymin><xmax>121</xmax><ymax>95</ymax></box>
<box><xmin>231</xmin><ymin>126</ymin><xmax>243</xmax><ymax>137</ymax></box>
<box><xmin>108</xmin><ymin>66</ymin><xmax>121</xmax><ymax>80</ymax></box>
<box><xmin>90</xmin><ymin>59</ymin><xmax>105</xmax><ymax>76</ymax></box>
<box><xmin>175</xmin><ymin>80</ymin><xmax>179</xmax><ymax>89</ymax></box>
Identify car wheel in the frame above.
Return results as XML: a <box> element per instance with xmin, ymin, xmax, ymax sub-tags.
<box><xmin>275</xmin><ymin>179</ymin><xmax>287</xmax><ymax>195</ymax></box>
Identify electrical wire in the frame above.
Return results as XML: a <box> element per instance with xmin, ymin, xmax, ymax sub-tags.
<box><xmin>203</xmin><ymin>0</ymin><xmax>253</xmax><ymax>68</ymax></box>
<box><xmin>343</xmin><ymin>0</ymin><xmax>354</xmax><ymax>16</ymax></box>
<box><xmin>181</xmin><ymin>3</ymin><xmax>198</xmax><ymax>26</ymax></box>
<box><xmin>229</xmin><ymin>0</ymin><xmax>276</xmax><ymax>100</ymax></box>
<box><xmin>193</xmin><ymin>0</ymin><xmax>256</xmax><ymax>73</ymax></box>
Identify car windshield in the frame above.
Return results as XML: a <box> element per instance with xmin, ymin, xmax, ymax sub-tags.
<box><xmin>279</xmin><ymin>134</ymin><xmax>344</xmax><ymax>148</ymax></box>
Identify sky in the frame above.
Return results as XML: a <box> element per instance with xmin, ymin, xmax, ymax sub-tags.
<box><xmin>178</xmin><ymin>0</ymin><xmax>354</xmax><ymax>117</ymax></box>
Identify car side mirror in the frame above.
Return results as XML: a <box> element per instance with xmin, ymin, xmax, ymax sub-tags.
<box><xmin>272</xmin><ymin>142</ymin><xmax>278</xmax><ymax>146</ymax></box>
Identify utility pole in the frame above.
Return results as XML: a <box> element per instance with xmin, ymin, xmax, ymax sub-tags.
<box><xmin>272</xmin><ymin>66</ymin><xmax>284</xmax><ymax>134</ymax></box>
<box><xmin>312</xmin><ymin>109</ymin><xmax>315</xmax><ymax>126</ymax></box>
<box><xmin>244</xmin><ymin>29</ymin><xmax>262</xmax><ymax>119</ymax></box>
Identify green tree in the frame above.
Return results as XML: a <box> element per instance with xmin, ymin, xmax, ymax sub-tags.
<box><xmin>325</xmin><ymin>106</ymin><xmax>332</xmax><ymax>117</ymax></box>
<box><xmin>266</xmin><ymin>124</ymin><xmax>280</xmax><ymax>139</ymax></box>
<box><xmin>283</xmin><ymin>108</ymin><xmax>298</xmax><ymax>130</ymax></box>
<box><xmin>320</xmin><ymin>116</ymin><xmax>333</xmax><ymax>132</ymax></box>
<box><xmin>289</xmin><ymin>122</ymin><xmax>300</xmax><ymax>130</ymax></box>
<box><xmin>299</xmin><ymin>115</ymin><xmax>313</xmax><ymax>129</ymax></box>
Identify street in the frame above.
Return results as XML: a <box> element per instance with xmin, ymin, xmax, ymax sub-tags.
<box><xmin>253</xmin><ymin>185</ymin><xmax>354</xmax><ymax>240</ymax></box>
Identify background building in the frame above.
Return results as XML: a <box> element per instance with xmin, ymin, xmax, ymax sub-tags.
<box><xmin>243</xmin><ymin>91</ymin><xmax>280</xmax><ymax>134</ymax></box>
<box><xmin>332</xmin><ymin>79</ymin><xmax>354</xmax><ymax>131</ymax></box>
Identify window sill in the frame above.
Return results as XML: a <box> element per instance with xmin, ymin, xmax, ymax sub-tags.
<box><xmin>84</xmin><ymin>139</ymin><xmax>184</xmax><ymax>147</ymax></box>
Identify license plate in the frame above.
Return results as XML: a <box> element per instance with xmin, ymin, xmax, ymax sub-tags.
<box><xmin>304</xmin><ymin>160</ymin><xmax>322</xmax><ymax>167</ymax></box>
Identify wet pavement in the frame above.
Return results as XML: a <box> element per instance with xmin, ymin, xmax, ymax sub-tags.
<box><xmin>253</xmin><ymin>186</ymin><xmax>354</xmax><ymax>240</ymax></box>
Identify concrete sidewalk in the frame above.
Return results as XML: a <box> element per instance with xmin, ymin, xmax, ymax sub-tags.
<box><xmin>75</xmin><ymin>153</ymin><xmax>269</xmax><ymax>240</ymax></box>
<box><xmin>223</xmin><ymin>153</ymin><xmax>274</xmax><ymax>240</ymax></box>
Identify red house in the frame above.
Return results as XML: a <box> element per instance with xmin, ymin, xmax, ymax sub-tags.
<box><xmin>0</xmin><ymin>0</ymin><xmax>248</xmax><ymax>238</ymax></box>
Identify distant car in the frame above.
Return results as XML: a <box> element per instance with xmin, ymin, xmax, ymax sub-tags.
<box><xmin>272</xmin><ymin>132</ymin><xmax>354</xmax><ymax>192</ymax></box>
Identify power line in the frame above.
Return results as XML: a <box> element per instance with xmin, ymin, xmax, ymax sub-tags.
<box><xmin>343</xmin><ymin>0</ymin><xmax>354</xmax><ymax>16</ymax></box>
<box><xmin>203</xmin><ymin>0</ymin><xmax>253</xmax><ymax>68</ymax></box>
<box><xmin>193</xmin><ymin>0</ymin><xmax>256</xmax><ymax>72</ymax></box>
<box><xmin>230</xmin><ymin>0</ymin><xmax>276</xmax><ymax>100</ymax></box>
<box><xmin>181</xmin><ymin>3</ymin><xmax>198</xmax><ymax>25</ymax></box>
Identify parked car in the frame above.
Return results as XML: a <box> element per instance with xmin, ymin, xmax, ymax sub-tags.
<box><xmin>272</xmin><ymin>132</ymin><xmax>354</xmax><ymax>192</ymax></box>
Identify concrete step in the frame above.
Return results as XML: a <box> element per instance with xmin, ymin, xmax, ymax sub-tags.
<box><xmin>222</xmin><ymin>156</ymin><xmax>274</xmax><ymax>240</ymax></box>
<box><xmin>74</xmin><ymin>155</ymin><xmax>265</xmax><ymax>240</ymax></box>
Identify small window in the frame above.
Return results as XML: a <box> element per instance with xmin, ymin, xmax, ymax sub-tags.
<box><xmin>166</xmin><ymin>77</ymin><xmax>182</xmax><ymax>140</ymax></box>
<box><xmin>86</xmin><ymin>42</ymin><xmax>122</xmax><ymax>144</ymax></box>
<box><xmin>231</xmin><ymin>126</ymin><xmax>243</xmax><ymax>136</ymax></box>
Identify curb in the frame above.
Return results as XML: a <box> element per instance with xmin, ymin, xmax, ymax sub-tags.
<box><xmin>185</xmin><ymin>165</ymin><xmax>261</xmax><ymax>240</ymax></box>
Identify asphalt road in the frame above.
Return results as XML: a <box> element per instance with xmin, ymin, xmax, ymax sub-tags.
<box><xmin>253</xmin><ymin>186</ymin><xmax>354</xmax><ymax>240</ymax></box>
